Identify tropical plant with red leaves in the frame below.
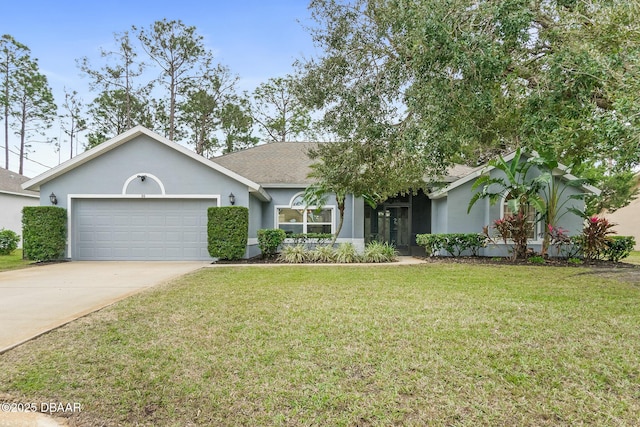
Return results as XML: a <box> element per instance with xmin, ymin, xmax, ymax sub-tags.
<box><xmin>579</xmin><ymin>216</ymin><xmax>616</xmax><ymax>261</ymax></box>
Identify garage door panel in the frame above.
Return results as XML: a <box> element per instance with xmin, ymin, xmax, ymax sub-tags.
<box><xmin>131</xmin><ymin>216</ymin><xmax>147</xmax><ymax>226</ymax></box>
<box><xmin>113</xmin><ymin>215</ymin><xmax>130</xmax><ymax>226</ymax></box>
<box><xmin>96</xmin><ymin>232</ymin><xmax>112</xmax><ymax>242</ymax></box>
<box><xmin>166</xmin><ymin>231</ymin><xmax>181</xmax><ymax>242</ymax></box>
<box><xmin>73</xmin><ymin>199</ymin><xmax>215</xmax><ymax>260</ymax></box>
<box><xmin>130</xmin><ymin>231</ymin><xmax>146</xmax><ymax>242</ymax></box>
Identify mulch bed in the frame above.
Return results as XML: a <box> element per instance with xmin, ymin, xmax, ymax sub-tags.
<box><xmin>214</xmin><ymin>255</ymin><xmax>639</xmax><ymax>269</ymax></box>
<box><xmin>419</xmin><ymin>256</ymin><xmax>639</xmax><ymax>269</ymax></box>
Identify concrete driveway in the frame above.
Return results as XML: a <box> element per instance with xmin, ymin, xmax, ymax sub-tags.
<box><xmin>0</xmin><ymin>261</ymin><xmax>208</xmax><ymax>353</ymax></box>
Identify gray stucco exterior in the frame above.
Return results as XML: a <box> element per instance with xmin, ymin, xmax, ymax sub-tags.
<box><xmin>22</xmin><ymin>127</ymin><xmax>597</xmax><ymax>260</ymax></box>
<box><xmin>428</xmin><ymin>155</ymin><xmax>595</xmax><ymax>257</ymax></box>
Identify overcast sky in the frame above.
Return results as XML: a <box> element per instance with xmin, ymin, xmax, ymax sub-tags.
<box><xmin>3</xmin><ymin>0</ymin><xmax>317</xmax><ymax>177</ymax></box>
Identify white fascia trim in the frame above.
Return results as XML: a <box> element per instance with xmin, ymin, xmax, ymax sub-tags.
<box><xmin>428</xmin><ymin>151</ymin><xmax>600</xmax><ymax>198</ymax></box>
<box><xmin>23</xmin><ymin>126</ymin><xmax>154</xmax><ymax>191</ymax></box>
<box><xmin>262</xmin><ymin>183</ymin><xmax>312</xmax><ymax>189</ymax></box>
<box><xmin>428</xmin><ymin>167</ymin><xmax>489</xmax><ymax>199</ymax></box>
<box><xmin>249</xmin><ymin>186</ymin><xmax>272</xmax><ymax>202</ymax></box>
<box><xmin>22</xmin><ymin>125</ymin><xmax>271</xmax><ymax>202</ymax></box>
<box><xmin>0</xmin><ymin>190</ymin><xmax>39</xmax><ymax>198</ymax></box>
<box><xmin>556</xmin><ymin>172</ymin><xmax>601</xmax><ymax>196</ymax></box>
<box><xmin>66</xmin><ymin>193</ymin><xmax>221</xmax><ymax>259</ymax></box>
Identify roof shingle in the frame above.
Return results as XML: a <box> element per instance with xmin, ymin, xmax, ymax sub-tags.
<box><xmin>212</xmin><ymin>142</ymin><xmax>318</xmax><ymax>186</ymax></box>
<box><xmin>0</xmin><ymin>167</ymin><xmax>38</xmax><ymax>196</ymax></box>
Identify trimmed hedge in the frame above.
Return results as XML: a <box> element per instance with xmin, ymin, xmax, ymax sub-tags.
<box><xmin>207</xmin><ymin>206</ymin><xmax>248</xmax><ymax>260</ymax></box>
<box><xmin>22</xmin><ymin>206</ymin><xmax>67</xmax><ymax>261</ymax></box>
<box><xmin>416</xmin><ymin>233</ymin><xmax>488</xmax><ymax>257</ymax></box>
<box><xmin>257</xmin><ymin>229</ymin><xmax>286</xmax><ymax>258</ymax></box>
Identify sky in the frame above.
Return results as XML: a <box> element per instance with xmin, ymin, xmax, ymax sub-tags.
<box><xmin>2</xmin><ymin>0</ymin><xmax>319</xmax><ymax>177</ymax></box>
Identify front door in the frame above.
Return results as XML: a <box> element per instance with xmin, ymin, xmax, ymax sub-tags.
<box><xmin>366</xmin><ymin>205</ymin><xmax>411</xmax><ymax>255</ymax></box>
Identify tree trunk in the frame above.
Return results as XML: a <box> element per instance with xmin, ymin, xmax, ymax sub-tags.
<box><xmin>330</xmin><ymin>196</ymin><xmax>346</xmax><ymax>246</ymax></box>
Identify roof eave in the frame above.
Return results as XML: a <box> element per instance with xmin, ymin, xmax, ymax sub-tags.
<box><xmin>427</xmin><ymin>152</ymin><xmax>602</xmax><ymax>198</ymax></box>
<box><xmin>22</xmin><ymin>126</ymin><xmax>267</xmax><ymax>195</ymax></box>
<box><xmin>250</xmin><ymin>186</ymin><xmax>272</xmax><ymax>202</ymax></box>
<box><xmin>0</xmin><ymin>190</ymin><xmax>39</xmax><ymax>198</ymax></box>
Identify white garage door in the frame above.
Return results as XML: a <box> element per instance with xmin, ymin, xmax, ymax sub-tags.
<box><xmin>72</xmin><ymin>198</ymin><xmax>216</xmax><ymax>260</ymax></box>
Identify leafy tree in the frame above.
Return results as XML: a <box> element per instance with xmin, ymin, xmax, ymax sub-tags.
<box><xmin>59</xmin><ymin>89</ymin><xmax>86</xmax><ymax>159</ymax></box>
<box><xmin>252</xmin><ymin>75</ymin><xmax>313</xmax><ymax>142</ymax></box>
<box><xmin>135</xmin><ymin>19</ymin><xmax>212</xmax><ymax>141</ymax></box>
<box><xmin>300</xmin><ymin>0</ymin><xmax>640</xmax><ymax>209</ymax></box>
<box><xmin>11</xmin><ymin>58</ymin><xmax>56</xmax><ymax>174</ymax></box>
<box><xmin>585</xmin><ymin>170</ymin><xmax>638</xmax><ymax>215</ymax></box>
<box><xmin>78</xmin><ymin>30</ymin><xmax>148</xmax><ymax>133</ymax></box>
<box><xmin>219</xmin><ymin>97</ymin><xmax>258</xmax><ymax>154</ymax></box>
<box><xmin>0</xmin><ymin>35</ymin><xmax>30</xmax><ymax>170</ymax></box>
<box><xmin>179</xmin><ymin>65</ymin><xmax>238</xmax><ymax>155</ymax></box>
<box><xmin>85</xmin><ymin>89</ymin><xmax>152</xmax><ymax>148</ymax></box>
<box><xmin>303</xmin><ymin>141</ymin><xmax>381</xmax><ymax>246</ymax></box>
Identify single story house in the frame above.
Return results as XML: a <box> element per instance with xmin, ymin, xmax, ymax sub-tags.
<box><xmin>0</xmin><ymin>167</ymin><xmax>39</xmax><ymax>245</ymax></box>
<box><xmin>22</xmin><ymin>126</ymin><xmax>598</xmax><ymax>260</ymax></box>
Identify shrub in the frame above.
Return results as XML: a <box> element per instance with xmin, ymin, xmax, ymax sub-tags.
<box><xmin>547</xmin><ymin>225</ymin><xmax>571</xmax><ymax>257</ymax></box>
<box><xmin>22</xmin><ymin>206</ymin><xmax>67</xmax><ymax>261</ymax></box>
<box><xmin>309</xmin><ymin>245</ymin><xmax>336</xmax><ymax>263</ymax></box>
<box><xmin>278</xmin><ymin>244</ymin><xmax>308</xmax><ymax>263</ymax></box>
<box><xmin>416</xmin><ymin>233</ymin><xmax>487</xmax><ymax>257</ymax></box>
<box><xmin>492</xmin><ymin>213</ymin><xmax>533</xmax><ymax>260</ymax></box>
<box><xmin>290</xmin><ymin>233</ymin><xmax>333</xmax><ymax>248</ymax></box>
<box><xmin>335</xmin><ymin>242</ymin><xmax>360</xmax><ymax>263</ymax></box>
<box><xmin>257</xmin><ymin>229</ymin><xmax>286</xmax><ymax>259</ymax></box>
<box><xmin>580</xmin><ymin>216</ymin><xmax>615</xmax><ymax>261</ymax></box>
<box><xmin>207</xmin><ymin>207</ymin><xmax>248</xmax><ymax>260</ymax></box>
<box><xmin>603</xmin><ymin>236</ymin><xmax>635</xmax><ymax>262</ymax></box>
<box><xmin>0</xmin><ymin>229</ymin><xmax>20</xmax><ymax>255</ymax></box>
<box><xmin>415</xmin><ymin>234</ymin><xmax>439</xmax><ymax>256</ymax></box>
<box><xmin>363</xmin><ymin>241</ymin><xmax>397</xmax><ymax>263</ymax></box>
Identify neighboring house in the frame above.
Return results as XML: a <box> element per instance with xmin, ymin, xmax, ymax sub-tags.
<box><xmin>22</xmin><ymin>126</ymin><xmax>598</xmax><ymax>260</ymax></box>
<box><xmin>0</xmin><ymin>167</ymin><xmax>39</xmax><ymax>245</ymax></box>
<box><xmin>604</xmin><ymin>173</ymin><xmax>640</xmax><ymax>250</ymax></box>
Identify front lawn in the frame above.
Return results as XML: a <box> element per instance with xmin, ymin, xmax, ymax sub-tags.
<box><xmin>0</xmin><ymin>264</ymin><xmax>639</xmax><ymax>426</ymax></box>
<box><xmin>625</xmin><ymin>250</ymin><xmax>640</xmax><ymax>265</ymax></box>
<box><xmin>0</xmin><ymin>250</ymin><xmax>31</xmax><ymax>272</ymax></box>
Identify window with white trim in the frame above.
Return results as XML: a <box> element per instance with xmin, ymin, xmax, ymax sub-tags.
<box><xmin>276</xmin><ymin>194</ymin><xmax>334</xmax><ymax>235</ymax></box>
<box><xmin>501</xmin><ymin>194</ymin><xmax>540</xmax><ymax>240</ymax></box>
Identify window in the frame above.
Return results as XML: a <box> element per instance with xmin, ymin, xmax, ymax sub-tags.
<box><xmin>277</xmin><ymin>207</ymin><xmax>333</xmax><ymax>235</ymax></box>
<box><xmin>276</xmin><ymin>194</ymin><xmax>334</xmax><ymax>235</ymax></box>
<box><xmin>501</xmin><ymin>194</ymin><xmax>539</xmax><ymax>240</ymax></box>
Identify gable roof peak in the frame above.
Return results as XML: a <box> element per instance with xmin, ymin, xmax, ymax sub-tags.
<box><xmin>21</xmin><ymin>126</ymin><xmax>270</xmax><ymax>201</ymax></box>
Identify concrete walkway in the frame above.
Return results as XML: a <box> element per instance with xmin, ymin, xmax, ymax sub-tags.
<box><xmin>0</xmin><ymin>261</ymin><xmax>208</xmax><ymax>354</ymax></box>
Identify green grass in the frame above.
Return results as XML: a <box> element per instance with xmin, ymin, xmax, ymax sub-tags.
<box><xmin>0</xmin><ymin>249</ymin><xmax>31</xmax><ymax>272</ymax></box>
<box><xmin>625</xmin><ymin>250</ymin><xmax>640</xmax><ymax>265</ymax></box>
<box><xmin>1</xmin><ymin>264</ymin><xmax>639</xmax><ymax>426</ymax></box>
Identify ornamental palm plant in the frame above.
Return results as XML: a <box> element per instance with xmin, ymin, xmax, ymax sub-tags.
<box><xmin>468</xmin><ymin>148</ymin><xmax>550</xmax><ymax>259</ymax></box>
